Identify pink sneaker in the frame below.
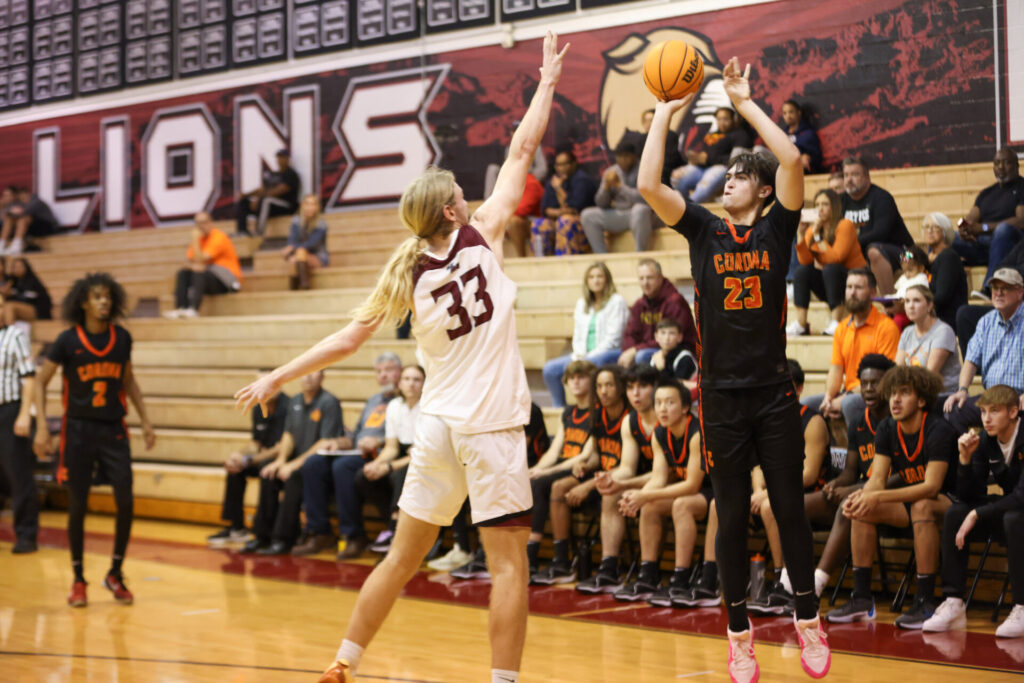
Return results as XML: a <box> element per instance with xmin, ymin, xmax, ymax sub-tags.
<box><xmin>795</xmin><ymin>615</ymin><xmax>831</xmax><ymax>678</ymax></box>
<box><xmin>727</xmin><ymin>621</ymin><xmax>760</xmax><ymax>683</ymax></box>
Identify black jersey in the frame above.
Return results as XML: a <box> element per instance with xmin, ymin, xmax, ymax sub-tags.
<box><xmin>48</xmin><ymin>324</ymin><xmax>133</xmax><ymax>422</ymax></box>
<box><xmin>874</xmin><ymin>412</ymin><xmax>958</xmax><ymax>493</ymax></box>
<box><xmin>592</xmin><ymin>405</ymin><xmax>627</xmax><ymax>472</ymax></box>
<box><xmin>654</xmin><ymin>414</ymin><xmax>701</xmax><ymax>480</ymax></box>
<box><xmin>847</xmin><ymin>407</ymin><xmax>882</xmax><ymax>481</ymax></box>
<box><xmin>526</xmin><ymin>402</ymin><xmax>551</xmax><ymax>468</ymax></box>
<box><xmin>629</xmin><ymin>410</ymin><xmax>656</xmax><ymax>475</ymax></box>
<box><xmin>559</xmin><ymin>405</ymin><xmax>594</xmax><ymax>462</ymax></box>
<box><xmin>799</xmin><ymin>404</ymin><xmax>829</xmax><ymax>492</ymax></box>
<box><xmin>671</xmin><ymin>200</ymin><xmax>800</xmax><ymax>389</ymax></box>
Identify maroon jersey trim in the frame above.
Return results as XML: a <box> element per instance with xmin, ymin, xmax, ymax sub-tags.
<box><xmin>411</xmin><ymin>225</ymin><xmax>490</xmax><ymax>288</ymax></box>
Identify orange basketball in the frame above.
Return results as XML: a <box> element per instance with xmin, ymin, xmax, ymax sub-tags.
<box><xmin>642</xmin><ymin>40</ymin><xmax>705</xmax><ymax>102</ymax></box>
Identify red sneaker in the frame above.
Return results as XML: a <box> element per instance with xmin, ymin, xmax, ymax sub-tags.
<box><xmin>104</xmin><ymin>573</ymin><xmax>134</xmax><ymax>604</ymax></box>
<box><xmin>67</xmin><ymin>580</ymin><xmax>88</xmax><ymax>607</ymax></box>
<box><xmin>318</xmin><ymin>658</ymin><xmax>353</xmax><ymax>683</ymax></box>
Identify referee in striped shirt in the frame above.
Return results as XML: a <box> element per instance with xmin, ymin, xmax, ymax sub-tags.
<box><xmin>0</xmin><ymin>303</ymin><xmax>41</xmax><ymax>553</ymax></box>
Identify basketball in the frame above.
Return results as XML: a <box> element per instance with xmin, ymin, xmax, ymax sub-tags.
<box><xmin>643</xmin><ymin>39</ymin><xmax>705</xmax><ymax>102</ymax></box>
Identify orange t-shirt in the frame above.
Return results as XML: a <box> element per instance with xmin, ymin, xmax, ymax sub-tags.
<box><xmin>187</xmin><ymin>228</ymin><xmax>242</xmax><ymax>280</ymax></box>
<box><xmin>795</xmin><ymin>219</ymin><xmax>867</xmax><ymax>270</ymax></box>
<box><xmin>831</xmin><ymin>307</ymin><xmax>899</xmax><ymax>391</ymax></box>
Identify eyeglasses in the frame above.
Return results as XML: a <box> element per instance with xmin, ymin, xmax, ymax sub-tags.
<box><xmin>921</xmin><ymin>224</ymin><xmax>941</xmax><ymax>231</ymax></box>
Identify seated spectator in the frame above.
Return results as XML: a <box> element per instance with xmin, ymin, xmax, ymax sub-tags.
<box><xmin>811</xmin><ymin>354</ymin><xmax>895</xmax><ymax>597</ymax></box>
<box><xmin>1</xmin><ymin>187</ymin><xmax>58</xmax><ymax>255</ymax></box>
<box><xmin>166</xmin><ymin>212</ymin><xmax>241</xmax><ymax>319</ymax></box>
<box><xmin>240</xmin><ymin>370</ymin><xmax>343</xmax><ymax>555</ymax></box>
<box><xmin>353</xmin><ymin>364</ymin><xmax>424</xmax><ymax>557</ymax></box>
<box><xmin>921</xmin><ymin>212</ymin><xmax>968</xmax><ymax>331</ymax></box>
<box><xmin>923</xmin><ymin>385</ymin><xmax>1024</xmax><ymax>637</ymax></box>
<box><xmin>827</xmin><ymin>366</ymin><xmax>958</xmax><ymax>628</ymax></box>
<box><xmin>952</xmin><ymin>149</ymin><xmax>1024</xmax><ymax>295</ymax></box>
<box><xmin>649</xmin><ymin>318</ymin><xmax>698</xmax><ymax>389</ymax></box>
<box><xmin>529</xmin><ymin>360</ymin><xmax>596</xmax><ymax>584</ymax></box>
<box><xmin>622</xmin><ymin>109</ymin><xmax>683</xmax><ymax>186</ymax></box>
<box><xmin>530</xmin><ymin>150</ymin><xmax>597</xmax><ymax>256</ymax></box>
<box><xmin>828</xmin><ymin>170</ymin><xmax>844</xmax><ymax>196</ymax></box>
<box><xmin>672</xmin><ymin>107</ymin><xmax>753</xmax><ymax>203</ymax></box>
<box><xmin>236</xmin><ymin>148</ymin><xmax>300</xmax><ymax>236</ymax></box>
<box><xmin>896</xmin><ymin>285</ymin><xmax>961</xmax><ymax>395</ymax></box>
<box><xmin>581</xmin><ymin>141</ymin><xmax>655</xmax><ymax>253</ymax></box>
<box><xmin>2</xmin><ymin>257</ymin><xmax>52</xmax><ymax>326</ymax></box>
<box><xmin>749</xmin><ymin>359</ymin><xmax>830</xmax><ymax>615</ymax></box>
<box><xmin>781</xmin><ymin>100</ymin><xmax>823</xmax><ymax>173</ymax></box>
<box><xmin>505</xmin><ymin>172</ymin><xmax>544</xmax><ymax>258</ymax></box>
<box><xmin>283</xmin><ymin>194</ymin><xmax>329</xmax><ymax>290</ymax></box>
<box><xmin>618</xmin><ymin>258</ymin><xmax>697</xmax><ymax>368</ymax></box>
<box><xmin>804</xmin><ymin>268</ymin><xmax>900</xmax><ymax>425</ymax></box>
<box><xmin>790</xmin><ymin>188</ymin><xmax>866</xmax><ymax>336</ymax></box>
<box><xmin>299</xmin><ymin>353</ymin><xmax>400</xmax><ymax>559</ymax></box>
<box><xmin>954</xmin><ymin>239</ymin><xmax>1024</xmax><ymax>357</ymax></box>
<box><xmin>842</xmin><ymin>157</ymin><xmax>915</xmax><ymax>295</ymax></box>
<box><xmin>207</xmin><ymin>371</ymin><xmax>290</xmax><ymax>547</ymax></box>
<box><xmin>888</xmin><ymin>245</ymin><xmax>932</xmax><ymax>328</ymax></box>
<box><xmin>945</xmin><ymin>268</ymin><xmax>1024</xmax><ymax>432</ymax></box>
<box><xmin>542</xmin><ymin>261</ymin><xmax>628</xmax><ymax>407</ymax></box>
<box><xmin>616</xmin><ymin>379</ymin><xmax>710</xmax><ymax>605</ymax></box>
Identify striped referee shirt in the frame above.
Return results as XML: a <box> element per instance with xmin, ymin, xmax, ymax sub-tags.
<box><xmin>0</xmin><ymin>324</ymin><xmax>35</xmax><ymax>404</ymax></box>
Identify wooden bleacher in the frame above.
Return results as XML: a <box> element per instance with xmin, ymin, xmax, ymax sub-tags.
<box><xmin>22</xmin><ymin>162</ymin><xmax>994</xmax><ymax>525</ymax></box>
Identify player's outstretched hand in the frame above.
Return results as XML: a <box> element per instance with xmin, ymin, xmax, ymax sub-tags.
<box><xmin>235</xmin><ymin>373</ymin><xmax>281</xmax><ymax>417</ymax></box>
<box><xmin>654</xmin><ymin>92</ymin><xmax>695</xmax><ymax>118</ymax></box>
<box><xmin>722</xmin><ymin>57</ymin><xmax>751</xmax><ymax>105</ymax></box>
<box><xmin>538</xmin><ymin>31</ymin><xmax>570</xmax><ymax>85</ymax></box>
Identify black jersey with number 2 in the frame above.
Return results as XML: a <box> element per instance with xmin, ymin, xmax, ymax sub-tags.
<box><xmin>671</xmin><ymin>200</ymin><xmax>801</xmax><ymax>389</ymax></box>
<box><xmin>47</xmin><ymin>324</ymin><xmax>133</xmax><ymax>422</ymax></box>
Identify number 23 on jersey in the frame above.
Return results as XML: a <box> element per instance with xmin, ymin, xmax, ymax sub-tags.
<box><xmin>723</xmin><ymin>275</ymin><xmax>763</xmax><ymax>311</ymax></box>
<box><xmin>430</xmin><ymin>265</ymin><xmax>494</xmax><ymax>340</ymax></box>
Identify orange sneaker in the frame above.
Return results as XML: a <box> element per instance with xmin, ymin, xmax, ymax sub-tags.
<box><xmin>317</xmin><ymin>658</ymin><xmax>353</xmax><ymax>683</ymax></box>
<box><xmin>104</xmin><ymin>573</ymin><xmax>134</xmax><ymax>604</ymax></box>
<box><xmin>68</xmin><ymin>580</ymin><xmax>88</xmax><ymax>607</ymax></box>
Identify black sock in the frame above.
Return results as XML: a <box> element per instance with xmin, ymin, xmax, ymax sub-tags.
<box><xmin>109</xmin><ymin>555</ymin><xmax>124</xmax><ymax>577</ymax></box>
<box><xmin>672</xmin><ymin>566</ymin><xmax>692</xmax><ymax>587</ymax></box>
<box><xmin>600</xmin><ymin>556</ymin><xmax>618</xmax><ymax>574</ymax></box>
<box><xmin>72</xmin><ymin>561</ymin><xmax>85</xmax><ymax>583</ymax></box>
<box><xmin>526</xmin><ymin>541</ymin><xmax>540</xmax><ymax>567</ymax></box>
<box><xmin>639</xmin><ymin>561</ymin><xmax>660</xmax><ymax>582</ymax></box>
<box><xmin>916</xmin><ymin>574</ymin><xmax>935</xmax><ymax>603</ymax></box>
<box><xmin>794</xmin><ymin>590</ymin><xmax>818</xmax><ymax>621</ymax></box>
<box><xmin>700</xmin><ymin>560</ymin><xmax>718</xmax><ymax>588</ymax></box>
<box><xmin>852</xmin><ymin>566</ymin><xmax>872</xmax><ymax>599</ymax></box>
<box><xmin>553</xmin><ymin>539</ymin><xmax>569</xmax><ymax>564</ymax></box>
<box><xmin>727</xmin><ymin>599</ymin><xmax>748</xmax><ymax>633</ymax></box>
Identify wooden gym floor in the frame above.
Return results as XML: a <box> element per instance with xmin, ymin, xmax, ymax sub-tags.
<box><xmin>1</xmin><ymin>512</ymin><xmax>1021</xmax><ymax>682</ymax></box>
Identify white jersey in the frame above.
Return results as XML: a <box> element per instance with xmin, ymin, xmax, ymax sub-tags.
<box><xmin>411</xmin><ymin>225</ymin><xmax>531</xmax><ymax>435</ymax></box>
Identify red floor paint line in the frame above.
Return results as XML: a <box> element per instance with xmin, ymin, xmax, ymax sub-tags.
<box><xmin>3</xmin><ymin>523</ymin><xmax>1022</xmax><ymax>674</ymax></box>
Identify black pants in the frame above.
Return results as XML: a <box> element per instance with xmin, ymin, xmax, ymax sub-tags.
<box><xmin>219</xmin><ymin>462</ymin><xmax>281</xmax><ymax>533</ymax></box>
<box><xmin>63</xmin><ymin>418</ymin><xmax>133</xmax><ymax>566</ymax></box>
<box><xmin>700</xmin><ymin>384</ymin><xmax>817</xmax><ymax>627</ymax></box>
<box><xmin>941</xmin><ymin>502</ymin><xmax>1024</xmax><ymax>604</ymax></box>
<box><xmin>235</xmin><ymin>196</ymin><xmax>292</xmax><ymax>235</ymax></box>
<box><xmin>0</xmin><ymin>401</ymin><xmax>39</xmax><ymax>543</ymax></box>
<box><xmin>250</xmin><ymin>469</ymin><xmax>303</xmax><ymax>545</ymax></box>
<box><xmin>955</xmin><ymin>304</ymin><xmax>990</xmax><ymax>359</ymax></box>
<box><xmin>174</xmin><ymin>268</ymin><xmax>230</xmax><ymax>311</ymax></box>
<box><xmin>793</xmin><ymin>263</ymin><xmax>848</xmax><ymax>310</ymax></box>
<box><xmin>354</xmin><ymin>466</ymin><xmax>409</xmax><ymax>530</ymax></box>
<box><xmin>530</xmin><ymin>470</ymin><xmax>565</xmax><ymax>535</ymax></box>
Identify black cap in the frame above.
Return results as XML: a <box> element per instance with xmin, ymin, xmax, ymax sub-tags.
<box><xmin>614</xmin><ymin>140</ymin><xmax>637</xmax><ymax>155</ymax></box>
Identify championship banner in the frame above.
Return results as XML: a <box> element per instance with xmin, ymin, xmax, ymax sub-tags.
<box><xmin>0</xmin><ymin>0</ymin><xmax>1004</xmax><ymax>231</ymax></box>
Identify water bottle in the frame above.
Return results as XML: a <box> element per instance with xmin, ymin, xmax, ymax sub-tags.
<box><xmin>749</xmin><ymin>553</ymin><xmax>768</xmax><ymax>604</ymax></box>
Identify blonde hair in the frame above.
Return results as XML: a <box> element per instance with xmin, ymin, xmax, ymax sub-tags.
<box><xmin>583</xmin><ymin>261</ymin><xmax>617</xmax><ymax>311</ymax></box>
<box><xmin>297</xmin><ymin>193</ymin><xmax>322</xmax><ymax>240</ymax></box>
<box><xmin>351</xmin><ymin>167</ymin><xmax>457</xmax><ymax>327</ymax></box>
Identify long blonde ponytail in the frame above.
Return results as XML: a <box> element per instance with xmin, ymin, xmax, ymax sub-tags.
<box><xmin>351</xmin><ymin>166</ymin><xmax>456</xmax><ymax>327</ymax></box>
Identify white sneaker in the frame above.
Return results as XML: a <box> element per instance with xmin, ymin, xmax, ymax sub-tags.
<box><xmin>727</xmin><ymin>623</ymin><xmax>759</xmax><ymax>683</ymax></box>
<box><xmin>795</xmin><ymin>615</ymin><xmax>831</xmax><ymax>679</ymax></box>
<box><xmin>922</xmin><ymin>597</ymin><xmax>967</xmax><ymax>632</ymax></box>
<box><xmin>427</xmin><ymin>544</ymin><xmax>473</xmax><ymax>572</ymax></box>
<box><xmin>162</xmin><ymin>309</ymin><xmax>183</xmax><ymax>319</ymax></box>
<box><xmin>996</xmin><ymin>604</ymin><xmax>1024</xmax><ymax>638</ymax></box>
<box><xmin>969</xmin><ymin>289</ymin><xmax>992</xmax><ymax>303</ymax></box>
<box><xmin>785</xmin><ymin>321</ymin><xmax>809</xmax><ymax>337</ymax></box>
<box><xmin>822</xmin><ymin>320</ymin><xmax>839</xmax><ymax>336</ymax></box>
<box><xmin>180</xmin><ymin>308</ymin><xmax>199</xmax><ymax>318</ymax></box>
<box><xmin>779</xmin><ymin>567</ymin><xmax>792</xmax><ymax>595</ymax></box>
<box><xmin>0</xmin><ymin>241</ymin><xmax>9</xmax><ymax>255</ymax></box>
<box><xmin>6</xmin><ymin>237</ymin><xmax>23</xmax><ymax>255</ymax></box>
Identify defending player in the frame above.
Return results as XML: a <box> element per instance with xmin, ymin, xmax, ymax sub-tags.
<box><xmin>34</xmin><ymin>272</ymin><xmax>156</xmax><ymax>607</ymax></box>
<box><xmin>638</xmin><ymin>58</ymin><xmax>830</xmax><ymax>680</ymax></box>
<box><xmin>235</xmin><ymin>33</ymin><xmax>569</xmax><ymax>683</ymax></box>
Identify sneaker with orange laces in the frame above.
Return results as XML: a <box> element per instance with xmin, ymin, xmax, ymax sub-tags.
<box><xmin>795</xmin><ymin>614</ymin><xmax>831</xmax><ymax>678</ymax></box>
<box><xmin>104</xmin><ymin>573</ymin><xmax>134</xmax><ymax>604</ymax></box>
<box><xmin>67</xmin><ymin>580</ymin><xmax>88</xmax><ymax>607</ymax></box>
<box><xmin>317</xmin><ymin>658</ymin><xmax>353</xmax><ymax>683</ymax></box>
<box><xmin>727</xmin><ymin>622</ymin><xmax>759</xmax><ymax>683</ymax></box>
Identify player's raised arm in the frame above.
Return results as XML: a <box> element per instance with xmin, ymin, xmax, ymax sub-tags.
<box><xmin>471</xmin><ymin>31</ymin><xmax>569</xmax><ymax>249</ymax></box>
<box><xmin>637</xmin><ymin>97</ymin><xmax>692</xmax><ymax>226</ymax></box>
<box><xmin>721</xmin><ymin>57</ymin><xmax>803</xmax><ymax>211</ymax></box>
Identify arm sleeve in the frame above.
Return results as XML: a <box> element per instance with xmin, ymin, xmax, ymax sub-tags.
<box><xmin>592</xmin><ymin>295</ymin><xmax>629</xmax><ymax>353</ymax></box>
<box><xmin>621</xmin><ymin>302</ymin><xmax>644</xmax><ymax>351</ymax></box>
<box><xmin>956</xmin><ymin>443</ymin><xmax>992</xmax><ymax>503</ymax></box>
<box><xmin>571</xmin><ymin>299</ymin><xmax>588</xmax><ymax>357</ymax></box>
<box><xmin>976</xmin><ymin>471</ymin><xmax>1024</xmax><ymax>523</ymax></box>
<box><xmin>540</xmin><ymin>181</ymin><xmax>558</xmax><ymax>212</ymax></box>
<box><xmin>284</xmin><ymin>398</ymin><xmax>299</xmax><ymax>436</ymax></box>
<box><xmin>287</xmin><ymin>218</ymin><xmax>300</xmax><ymax>248</ymax></box>
<box><xmin>11</xmin><ymin>328</ymin><xmax>35</xmax><ymax>376</ymax></box>
<box><xmin>384</xmin><ymin>399</ymin><xmax>402</xmax><ymax>441</ymax></box>
<box><xmin>964</xmin><ymin>314</ymin><xmax>989</xmax><ymax>367</ymax></box>
<box><xmin>567</xmin><ymin>174</ymin><xmax>597</xmax><ymax>211</ymax></box>
<box><xmin>670</xmin><ymin>199</ymin><xmax>718</xmax><ymax>241</ymax></box>
<box><xmin>795</xmin><ymin>226</ymin><xmax>815</xmax><ymax>265</ymax></box>
<box><xmin>874</xmin><ymin>420</ymin><xmax>894</xmax><ymax>460</ymax></box>
<box><xmin>594</xmin><ymin>174</ymin><xmax>612</xmax><ymax>208</ymax></box>
<box><xmin>877</xmin><ymin>319</ymin><xmax>901</xmax><ymax>359</ymax></box>
<box><xmin>929</xmin><ymin>251</ymin><xmax>963</xmax><ymax>313</ymax></box>
<box><xmin>818</xmin><ymin>220</ymin><xmax>862</xmax><ymax>266</ymax></box>
<box><xmin>46</xmin><ymin>330</ymin><xmax>69</xmax><ymax>365</ymax></box>
<box><xmin>300</xmin><ymin>224</ymin><xmax>327</xmax><ymax>251</ymax></box>
<box><xmin>830</xmin><ymin>331</ymin><xmax>845</xmax><ymax>367</ymax></box>
<box><xmin>856</xmin><ymin>190</ymin><xmax>902</xmax><ymax>248</ymax></box>
<box><xmin>319</xmin><ymin>398</ymin><xmax>344</xmax><ymax>439</ymax></box>
<box><xmin>934</xmin><ymin>323</ymin><xmax>958</xmax><ymax>353</ymax></box>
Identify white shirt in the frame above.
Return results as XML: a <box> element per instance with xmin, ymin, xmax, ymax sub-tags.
<box><xmin>411</xmin><ymin>225</ymin><xmax>530</xmax><ymax>434</ymax></box>
<box><xmin>571</xmin><ymin>293</ymin><xmax>629</xmax><ymax>357</ymax></box>
<box><xmin>384</xmin><ymin>398</ymin><xmax>421</xmax><ymax>445</ymax></box>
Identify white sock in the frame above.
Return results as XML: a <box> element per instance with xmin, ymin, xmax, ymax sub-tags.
<box><xmin>492</xmin><ymin>669</ymin><xmax>519</xmax><ymax>683</ymax></box>
<box><xmin>814</xmin><ymin>569</ymin><xmax>830</xmax><ymax>597</ymax></box>
<box><xmin>779</xmin><ymin>567</ymin><xmax>792</xmax><ymax>594</ymax></box>
<box><xmin>335</xmin><ymin>639</ymin><xmax>364</xmax><ymax>671</ymax></box>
